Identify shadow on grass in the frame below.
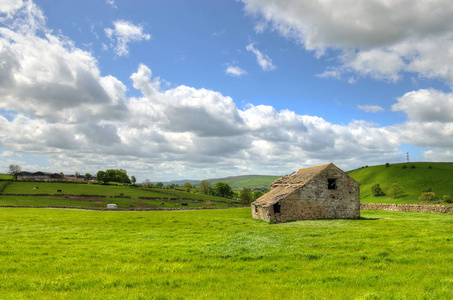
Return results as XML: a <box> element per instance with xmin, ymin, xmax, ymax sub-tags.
<box><xmin>268</xmin><ymin>216</ymin><xmax>380</xmax><ymax>224</ymax></box>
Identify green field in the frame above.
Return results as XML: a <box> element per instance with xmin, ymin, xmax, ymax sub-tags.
<box><xmin>0</xmin><ymin>182</ymin><xmax>241</xmax><ymax>209</ymax></box>
<box><xmin>348</xmin><ymin>162</ymin><xmax>453</xmax><ymax>204</ymax></box>
<box><xmin>0</xmin><ymin>208</ymin><xmax>451</xmax><ymax>299</ymax></box>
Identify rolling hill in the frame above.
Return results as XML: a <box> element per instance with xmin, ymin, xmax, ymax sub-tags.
<box><xmin>348</xmin><ymin>162</ymin><xmax>453</xmax><ymax>202</ymax></box>
<box><xmin>194</xmin><ymin>174</ymin><xmax>280</xmax><ymax>189</ymax></box>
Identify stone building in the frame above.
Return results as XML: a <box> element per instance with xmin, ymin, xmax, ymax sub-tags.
<box><xmin>251</xmin><ymin>163</ymin><xmax>360</xmax><ymax>223</ymax></box>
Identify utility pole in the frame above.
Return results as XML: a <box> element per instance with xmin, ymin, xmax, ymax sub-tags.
<box><xmin>406</xmin><ymin>152</ymin><xmax>410</xmax><ymax>163</ymax></box>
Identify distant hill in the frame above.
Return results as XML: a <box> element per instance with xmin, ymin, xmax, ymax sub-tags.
<box><xmin>159</xmin><ymin>179</ymin><xmax>199</xmax><ymax>186</ymax></box>
<box><xmin>348</xmin><ymin>162</ymin><xmax>453</xmax><ymax>202</ymax></box>
<box><xmin>194</xmin><ymin>175</ymin><xmax>280</xmax><ymax>189</ymax></box>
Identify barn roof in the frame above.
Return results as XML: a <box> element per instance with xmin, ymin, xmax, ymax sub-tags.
<box><xmin>252</xmin><ymin>163</ymin><xmax>333</xmax><ymax>207</ymax></box>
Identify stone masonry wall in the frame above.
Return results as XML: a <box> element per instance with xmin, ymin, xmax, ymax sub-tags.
<box><xmin>361</xmin><ymin>203</ymin><xmax>453</xmax><ymax>214</ymax></box>
<box><xmin>268</xmin><ymin>165</ymin><xmax>360</xmax><ymax>223</ymax></box>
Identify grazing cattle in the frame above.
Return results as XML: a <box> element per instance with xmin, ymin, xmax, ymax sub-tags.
<box><xmin>57</xmin><ymin>190</ymin><xmax>62</xmax><ymax>193</ymax></box>
<box><xmin>181</xmin><ymin>202</ymin><xmax>188</xmax><ymax>206</ymax></box>
<box><xmin>175</xmin><ymin>203</ymin><xmax>179</xmax><ymax>206</ymax></box>
<box><xmin>120</xmin><ymin>193</ymin><xmax>124</xmax><ymax>196</ymax></box>
<box><xmin>33</xmin><ymin>187</ymin><xmax>38</xmax><ymax>190</ymax></box>
<box><xmin>161</xmin><ymin>202</ymin><xmax>165</xmax><ymax>205</ymax></box>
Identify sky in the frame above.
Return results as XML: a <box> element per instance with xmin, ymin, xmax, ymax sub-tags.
<box><xmin>1</xmin><ymin>0</ymin><xmax>453</xmax><ymax>182</ymax></box>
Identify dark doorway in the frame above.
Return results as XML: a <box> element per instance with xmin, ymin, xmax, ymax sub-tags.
<box><xmin>273</xmin><ymin>202</ymin><xmax>281</xmax><ymax>213</ymax></box>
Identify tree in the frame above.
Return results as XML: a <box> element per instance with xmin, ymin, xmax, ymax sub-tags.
<box><xmin>253</xmin><ymin>191</ymin><xmax>264</xmax><ymax>200</ymax></box>
<box><xmin>85</xmin><ymin>173</ymin><xmax>92</xmax><ymax>180</ymax></box>
<box><xmin>96</xmin><ymin>171</ymin><xmax>107</xmax><ymax>184</ymax></box>
<box><xmin>8</xmin><ymin>164</ymin><xmax>22</xmax><ymax>180</ymax></box>
<box><xmin>419</xmin><ymin>192</ymin><xmax>435</xmax><ymax>203</ymax></box>
<box><xmin>75</xmin><ymin>172</ymin><xmax>80</xmax><ymax>177</ymax></box>
<box><xmin>198</xmin><ymin>180</ymin><xmax>211</xmax><ymax>195</ymax></box>
<box><xmin>239</xmin><ymin>188</ymin><xmax>253</xmax><ymax>204</ymax></box>
<box><xmin>99</xmin><ymin>169</ymin><xmax>131</xmax><ymax>184</ymax></box>
<box><xmin>213</xmin><ymin>182</ymin><xmax>234</xmax><ymax>198</ymax></box>
<box><xmin>385</xmin><ymin>163</ymin><xmax>390</xmax><ymax>168</ymax></box>
<box><xmin>156</xmin><ymin>182</ymin><xmax>164</xmax><ymax>188</ymax></box>
<box><xmin>371</xmin><ymin>184</ymin><xmax>384</xmax><ymax>196</ymax></box>
<box><xmin>131</xmin><ymin>176</ymin><xmax>136</xmax><ymax>185</ymax></box>
<box><xmin>387</xmin><ymin>183</ymin><xmax>404</xmax><ymax>199</ymax></box>
<box><xmin>143</xmin><ymin>179</ymin><xmax>154</xmax><ymax>188</ymax></box>
<box><xmin>183</xmin><ymin>182</ymin><xmax>193</xmax><ymax>192</ymax></box>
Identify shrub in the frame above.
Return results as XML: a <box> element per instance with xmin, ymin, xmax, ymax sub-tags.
<box><xmin>385</xmin><ymin>163</ymin><xmax>390</xmax><ymax>168</ymax></box>
<box><xmin>443</xmin><ymin>195</ymin><xmax>452</xmax><ymax>203</ymax></box>
<box><xmin>411</xmin><ymin>165</ymin><xmax>416</xmax><ymax>169</ymax></box>
<box><xmin>371</xmin><ymin>184</ymin><xmax>385</xmax><ymax>197</ymax></box>
<box><xmin>428</xmin><ymin>165</ymin><xmax>432</xmax><ymax>169</ymax></box>
<box><xmin>419</xmin><ymin>192</ymin><xmax>435</xmax><ymax>203</ymax></box>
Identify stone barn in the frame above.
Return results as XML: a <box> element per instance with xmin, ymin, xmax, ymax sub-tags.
<box><xmin>251</xmin><ymin>163</ymin><xmax>360</xmax><ymax>223</ymax></box>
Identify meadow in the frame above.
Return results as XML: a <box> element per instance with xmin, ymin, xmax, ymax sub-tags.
<box><xmin>0</xmin><ymin>182</ymin><xmax>240</xmax><ymax>209</ymax></box>
<box><xmin>0</xmin><ymin>207</ymin><xmax>452</xmax><ymax>299</ymax></box>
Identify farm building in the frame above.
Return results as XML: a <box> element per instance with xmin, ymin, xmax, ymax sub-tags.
<box><xmin>251</xmin><ymin>163</ymin><xmax>360</xmax><ymax>223</ymax></box>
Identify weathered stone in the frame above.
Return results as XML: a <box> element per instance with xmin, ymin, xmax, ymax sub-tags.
<box><xmin>361</xmin><ymin>203</ymin><xmax>453</xmax><ymax>214</ymax></box>
<box><xmin>251</xmin><ymin>163</ymin><xmax>360</xmax><ymax>223</ymax></box>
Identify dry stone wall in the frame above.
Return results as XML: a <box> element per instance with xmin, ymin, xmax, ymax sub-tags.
<box><xmin>361</xmin><ymin>203</ymin><xmax>453</xmax><ymax>214</ymax></box>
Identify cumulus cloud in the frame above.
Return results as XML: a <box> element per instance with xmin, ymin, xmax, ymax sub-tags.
<box><xmin>241</xmin><ymin>0</ymin><xmax>453</xmax><ymax>83</ymax></box>
<box><xmin>357</xmin><ymin>105</ymin><xmax>385</xmax><ymax>113</ymax></box>
<box><xmin>0</xmin><ymin>0</ymin><xmax>450</xmax><ymax>181</ymax></box>
<box><xmin>246</xmin><ymin>43</ymin><xmax>276</xmax><ymax>71</ymax></box>
<box><xmin>392</xmin><ymin>89</ymin><xmax>453</xmax><ymax>122</ymax></box>
<box><xmin>105</xmin><ymin>20</ymin><xmax>150</xmax><ymax>56</ymax></box>
<box><xmin>225</xmin><ymin>65</ymin><xmax>247</xmax><ymax>77</ymax></box>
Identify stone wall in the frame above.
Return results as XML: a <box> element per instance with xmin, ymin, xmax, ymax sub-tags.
<box><xmin>361</xmin><ymin>203</ymin><xmax>453</xmax><ymax>214</ymax></box>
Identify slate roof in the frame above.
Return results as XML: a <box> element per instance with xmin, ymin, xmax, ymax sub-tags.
<box><xmin>252</xmin><ymin>163</ymin><xmax>333</xmax><ymax>207</ymax></box>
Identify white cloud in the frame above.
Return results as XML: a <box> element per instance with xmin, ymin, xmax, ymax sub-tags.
<box><xmin>0</xmin><ymin>0</ymin><xmax>451</xmax><ymax>181</ymax></box>
<box><xmin>241</xmin><ymin>0</ymin><xmax>453</xmax><ymax>84</ymax></box>
<box><xmin>106</xmin><ymin>0</ymin><xmax>117</xmax><ymax>9</ymax></box>
<box><xmin>246</xmin><ymin>43</ymin><xmax>276</xmax><ymax>71</ymax></box>
<box><xmin>392</xmin><ymin>89</ymin><xmax>453</xmax><ymax>122</ymax></box>
<box><xmin>225</xmin><ymin>65</ymin><xmax>247</xmax><ymax>77</ymax></box>
<box><xmin>357</xmin><ymin>105</ymin><xmax>384</xmax><ymax>113</ymax></box>
<box><xmin>105</xmin><ymin>20</ymin><xmax>150</xmax><ymax>56</ymax></box>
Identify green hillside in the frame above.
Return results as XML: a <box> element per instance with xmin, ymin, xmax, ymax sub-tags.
<box><xmin>348</xmin><ymin>162</ymin><xmax>453</xmax><ymax>203</ymax></box>
<box><xmin>0</xmin><ymin>181</ymin><xmax>240</xmax><ymax>209</ymax></box>
<box><xmin>195</xmin><ymin>175</ymin><xmax>280</xmax><ymax>189</ymax></box>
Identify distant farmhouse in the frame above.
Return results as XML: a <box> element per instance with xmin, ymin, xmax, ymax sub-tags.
<box><xmin>17</xmin><ymin>171</ymin><xmax>94</xmax><ymax>182</ymax></box>
<box><xmin>252</xmin><ymin>163</ymin><xmax>360</xmax><ymax>223</ymax></box>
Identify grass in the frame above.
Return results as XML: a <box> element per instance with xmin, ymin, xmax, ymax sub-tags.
<box><xmin>0</xmin><ymin>174</ymin><xmax>13</xmax><ymax>180</ymax></box>
<box><xmin>0</xmin><ymin>195</ymin><xmax>229</xmax><ymax>209</ymax></box>
<box><xmin>153</xmin><ymin>188</ymin><xmax>239</xmax><ymax>203</ymax></box>
<box><xmin>0</xmin><ymin>182</ymin><xmax>241</xmax><ymax>209</ymax></box>
<box><xmin>0</xmin><ymin>208</ymin><xmax>452</xmax><ymax>299</ymax></box>
<box><xmin>349</xmin><ymin>162</ymin><xmax>453</xmax><ymax>204</ymax></box>
<box><xmin>3</xmin><ymin>182</ymin><xmax>165</xmax><ymax>198</ymax></box>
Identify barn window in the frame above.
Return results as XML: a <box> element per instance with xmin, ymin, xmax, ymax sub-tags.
<box><xmin>328</xmin><ymin>179</ymin><xmax>336</xmax><ymax>190</ymax></box>
<box><xmin>273</xmin><ymin>202</ymin><xmax>281</xmax><ymax>214</ymax></box>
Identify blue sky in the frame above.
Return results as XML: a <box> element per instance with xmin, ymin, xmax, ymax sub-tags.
<box><xmin>1</xmin><ymin>0</ymin><xmax>453</xmax><ymax>181</ymax></box>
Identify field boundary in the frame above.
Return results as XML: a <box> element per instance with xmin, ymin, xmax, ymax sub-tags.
<box><xmin>361</xmin><ymin>203</ymin><xmax>453</xmax><ymax>214</ymax></box>
<box><xmin>0</xmin><ymin>205</ymin><xmax>242</xmax><ymax>211</ymax></box>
